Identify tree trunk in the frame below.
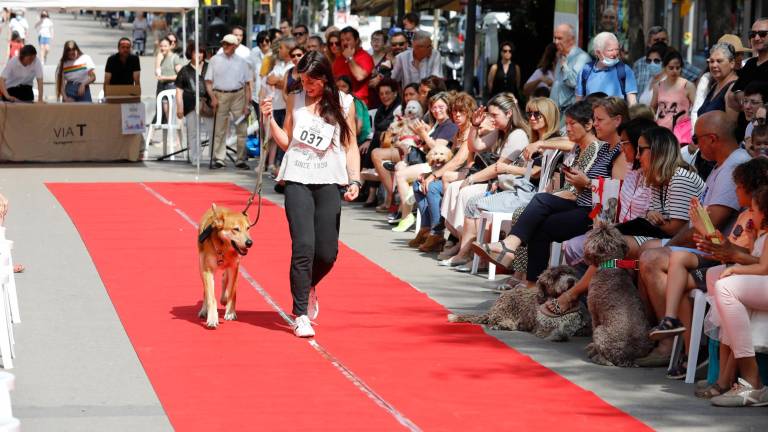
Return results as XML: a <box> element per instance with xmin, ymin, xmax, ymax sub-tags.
<box><xmin>705</xmin><ymin>0</ymin><xmax>732</xmax><ymax>47</ymax></box>
<box><xmin>627</xmin><ymin>0</ymin><xmax>645</xmax><ymax>63</ymax></box>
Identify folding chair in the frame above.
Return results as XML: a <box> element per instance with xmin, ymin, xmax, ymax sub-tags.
<box><xmin>0</xmin><ymin>372</ymin><xmax>20</xmax><ymax>430</ymax></box>
<box><xmin>144</xmin><ymin>89</ymin><xmax>186</xmax><ymax>160</ymax></box>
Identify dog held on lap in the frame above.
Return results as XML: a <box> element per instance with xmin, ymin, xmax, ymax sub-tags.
<box><xmin>583</xmin><ymin>222</ymin><xmax>653</xmax><ymax>366</ymax></box>
<box><xmin>197</xmin><ymin>204</ymin><xmax>253</xmax><ymax>329</ymax></box>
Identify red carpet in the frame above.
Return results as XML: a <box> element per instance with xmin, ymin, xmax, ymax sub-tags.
<box><xmin>48</xmin><ymin>182</ymin><xmax>651</xmax><ymax>431</ymax></box>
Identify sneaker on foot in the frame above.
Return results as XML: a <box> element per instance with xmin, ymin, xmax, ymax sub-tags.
<box><xmin>308</xmin><ymin>287</ymin><xmax>319</xmax><ymax>320</ymax></box>
<box><xmin>293</xmin><ymin>315</ymin><xmax>315</xmax><ymax>338</ymax></box>
<box><xmin>711</xmin><ymin>378</ymin><xmax>768</xmax><ymax>407</ymax></box>
<box><xmin>392</xmin><ymin>213</ymin><xmax>416</xmax><ymax>232</ymax></box>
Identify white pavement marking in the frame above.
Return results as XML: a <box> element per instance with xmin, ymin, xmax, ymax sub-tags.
<box><xmin>138</xmin><ymin>183</ymin><xmax>422</xmax><ymax>432</ymax></box>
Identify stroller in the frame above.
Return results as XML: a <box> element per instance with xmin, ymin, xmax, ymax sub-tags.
<box><xmin>133</xmin><ymin>28</ymin><xmax>147</xmax><ymax>56</ymax></box>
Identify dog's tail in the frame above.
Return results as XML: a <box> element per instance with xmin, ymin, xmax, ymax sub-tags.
<box><xmin>447</xmin><ymin>313</ymin><xmax>489</xmax><ymax>325</ymax></box>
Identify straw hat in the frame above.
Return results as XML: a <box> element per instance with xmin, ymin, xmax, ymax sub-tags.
<box><xmin>718</xmin><ymin>34</ymin><xmax>751</xmax><ymax>53</ymax></box>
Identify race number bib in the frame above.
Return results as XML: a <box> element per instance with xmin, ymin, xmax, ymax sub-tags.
<box><xmin>295</xmin><ymin>117</ymin><xmax>335</xmax><ymax>152</ymax></box>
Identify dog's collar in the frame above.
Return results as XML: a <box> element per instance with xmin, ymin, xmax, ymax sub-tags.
<box><xmin>599</xmin><ymin>259</ymin><xmax>639</xmax><ymax>270</ymax></box>
<box><xmin>199</xmin><ymin>224</ymin><xmax>225</xmax><ymax>265</ymax></box>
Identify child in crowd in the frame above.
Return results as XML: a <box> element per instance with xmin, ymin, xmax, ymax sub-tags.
<box><xmin>8</xmin><ymin>31</ymin><xmax>22</xmax><ymax>59</ymax></box>
<box><xmin>703</xmin><ymin>187</ymin><xmax>768</xmax><ymax>407</ymax></box>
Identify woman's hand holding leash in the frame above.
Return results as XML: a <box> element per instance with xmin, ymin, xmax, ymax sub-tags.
<box><xmin>260</xmin><ymin>96</ymin><xmax>273</xmax><ymax>119</ymax></box>
<box><xmin>344</xmin><ymin>182</ymin><xmax>360</xmax><ymax>201</ymax></box>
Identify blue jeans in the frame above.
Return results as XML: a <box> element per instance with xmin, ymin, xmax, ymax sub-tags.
<box><xmin>414</xmin><ymin>179</ymin><xmax>444</xmax><ymax>233</ymax></box>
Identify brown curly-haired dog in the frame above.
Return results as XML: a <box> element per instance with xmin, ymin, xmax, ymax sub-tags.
<box><xmin>583</xmin><ymin>221</ymin><xmax>653</xmax><ymax>366</ymax></box>
<box><xmin>447</xmin><ymin>266</ymin><xmax>587</xmax><ymax>340</ymax></box>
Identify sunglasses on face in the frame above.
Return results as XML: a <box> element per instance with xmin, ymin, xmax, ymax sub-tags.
<box><xmin>291</xmin><ymin>53</ymin><xmax>303</xmax><ymax>58</ymax></box>
<box><xmin>329</xmin><ymin>41</ymin><xmax>340</xmax><ymax>46</ymax></box>
<box><xmin>391</xmin><ymin>42</ymin><xmax>407</xmax><ymax>47</ymax></box>
<box><xmin>292</xmin><ymin>31</ymin><xmax>306</xmax><ymax>37</ymax></box>
<box><xmin>645</xmin><ymin>58</ymin><xmax>662</xmax><ymax>64</ymax></box>
<box><xmin>526</xmin><ymin>111</ymin><xmax>542</xmax><ymax>120</ymax></box>
<box><xmin>502</xmin><ymin>49</ymin><xmax>512</xmax><ymax>53</ymax></box>
<box><xmin>749</xmin><ymin>30</ymin><xmax>768</xmax><ymax>39</ymax></box>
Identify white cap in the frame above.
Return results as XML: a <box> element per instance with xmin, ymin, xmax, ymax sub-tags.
<box><xmin>221</xmin><ymin>34</ymin><xmax>238</xmax><ymax>45</ymax></box>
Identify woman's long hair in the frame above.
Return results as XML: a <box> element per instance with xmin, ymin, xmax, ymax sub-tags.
<box><xmin>642</xmin><ymin>126</ymin><xmax>690</xmax><ymax>187</ymax></box>
<box><xmin>487</xmin><ymin>92</ymin><xmax>531</xmax><ymax>154</ymax></box>
<box><xmin>56</xmin><ymin>40</ymin><xmax>83</xmax><ymax>100</ymax></box>
<box><xmin>296</xmin><ymin>50</ymin><xmax>353</xmax><ymax>147</ymax></box>
<box><xmin>526</xmin><ymin>97</ymin><xmax>559</xmax><ymax>141</ymax></box>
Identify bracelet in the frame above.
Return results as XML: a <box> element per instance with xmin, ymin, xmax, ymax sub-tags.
<box><xmin>349</xmin><ymin>180</ymin><xmax>362</xmax><ymax>188</ymax></box>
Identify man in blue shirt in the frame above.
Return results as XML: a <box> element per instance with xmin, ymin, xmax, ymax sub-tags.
<box><xmin>550</xmin><ymin>23</ymin><xmax>592</xmax><ymax>112</ymax></box>
<box><xmin>575</xmin><ymin>32</ymin><xmax>637</xmax><ymax>105</ymax></box>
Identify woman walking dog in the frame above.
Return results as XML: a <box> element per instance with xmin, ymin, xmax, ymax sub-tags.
<box><xmin>261</xmin><ymin>50</ymin><xmax>361</xmax><ymax>338</ymax></box>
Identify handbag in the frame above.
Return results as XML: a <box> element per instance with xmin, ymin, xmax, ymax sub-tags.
<box><xmin>469</xmin><ymin>151</ymin><xmax>500</xmax><ymax>175</ymax></box>
<box><xmin>616</xmin><ymin>217</ymin><xmax>669</xmax><ymax>239</ymax></box>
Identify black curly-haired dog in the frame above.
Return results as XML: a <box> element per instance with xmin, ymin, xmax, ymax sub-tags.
<box><xmin>448</xmin><ymin>266</ymin><xmax>589</xmax><ymax>341</ymax></box>
<box><xmin>583</xmin><ymin>222</ymin><xmax>653</xmax><ymax>366</ymax></box>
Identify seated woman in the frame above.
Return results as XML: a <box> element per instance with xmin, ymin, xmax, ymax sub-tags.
<box><xmin>391</xmin><ymin>92</ymin><xmax>459</xmax><ymax>232</ymax></box>
<box><xmin>371</xmin><ymin>82</ymin><xmax>420</xmax><ymax>213</ymax></box>
<box><xmin>472</xmin><ymin>97</ymin><xmax>632</xmax><ymax>287</ymax></box>
<box><xmin>361</xmin><ymin>79</ymin><xmax>401</xmax><ymax>206</ymax></box>
<box><xmin>0</xmin><ymin>193</ymin><xmax>23</xmax><ymax>273</ymax></box>
<box><xmin>689</xmin><ymin>158</ymin><xmax>768</xmax><ymax>398</ymax></box>
<box><xmin>562</xmin><ymin>117</ymin><xmax>657</xmax><ymax>269</ymax></box>
<box><xmin>439</xmin><ymin>92</ymin><xmax>530</xmax><ymax>270</ymax></box>
<box><xmin>446</xmin><ymin>97</ymin><xmax>571</xmax><ymax>272</ymax></box>
<box><xmin>409</xmin><ymin>91</ymin><xmax>476</xmax><ymax>252</ymax></box>
<box><xmin>543</xmin><ymin>126</ymin><xmax>705</xmax><ymax>318</ymax></box>
<box><xmin>706</xmin><ymin>187</ymin><xmax>768</xmax><ymax>407</ymax></box>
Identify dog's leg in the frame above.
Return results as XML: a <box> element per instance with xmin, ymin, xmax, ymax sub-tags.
<box><xmin>201</xmin><ymin>268</ymin><xmax>219</xmax><ymax>328</ymax></box>
<box><xmin>223</xmin><ymin>264</ymin><xmax>238</xmax><ymax>321</ymax></box>
<box><xmin>220</xmin><ymin>271</ymin><xmax>230</xmax><ymax>305</ymax></box>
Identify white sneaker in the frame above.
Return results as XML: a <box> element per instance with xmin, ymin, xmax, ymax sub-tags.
<box><xmin>711</xmin><ymin>378</ymin><xmax>768</xmax><ymax>407</ymax></box>
<box><xmin>308</xmin><ymin>286</ymin><xmax>319</xmax><ymax>320</ymax></box>
<box><xmin>293</xmin><ymin>315</ymin><xmax>315</xmax><ymax>338</ymax></box>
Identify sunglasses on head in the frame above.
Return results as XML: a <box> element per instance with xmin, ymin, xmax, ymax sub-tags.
<box><xmin>526</xmin><ymin>111</ymin><xmax>542</xmax><ymax>120</ymax></box>
<box><xmin>645</xmin><ymin>57</ymin><xmax>662</xmax><ymax>64</ymax></box>
<box><xmin>749</xmin><ymin>30</ymin><xmax>768</xmax><ymax>39</ymax></box>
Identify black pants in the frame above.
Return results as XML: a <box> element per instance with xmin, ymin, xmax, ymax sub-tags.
<box><xmin>5</xmin><ymin>85</ymin><xmax>33</xmax><ymax>102</ymax></box>
<box><xmin>509</xmin><ymin>193</ymin><xmax>592</xmax><ymax>282</ymax></box>
<box><xmin>284</xmin><ymin>182</ymin><xmax>342</xmax><ymax>316</ymax></box>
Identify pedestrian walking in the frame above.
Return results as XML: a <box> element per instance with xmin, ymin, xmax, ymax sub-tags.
<box><xmin>176</xmin><ymin>43</ymin><xmax>213</xmax><ymax>165</ymax></box>
<box><xmin>132</xmin><ymin>13</ymin><xmax>149</xmax><ymax>56</ymax></box>
<box><xmin>55</xmin><ymin>40</ymin><xmax>96</xmax><ymax>102</ymax></box>
<box><xmin>260</xmin><ymin>50</ymin><xmax>361</xmax><ymax>338</ymax></box>
<box><xmin>34</xmin><ymin>10</ymin><xmax>53</xmax><ymax>63</ymax></box>
<box><xmin>204</xmin><ymin>34</ymin><xmax>253</xmax><ymax>169</ymax></box>
<box><xmin>0</xmin><ymin>44</ymin><xmax>44</xmax><ymax>102</ymax></box>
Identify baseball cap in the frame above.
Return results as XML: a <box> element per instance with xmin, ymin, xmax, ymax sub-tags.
<box><xmin>718</xmin><ymin>34</ymin><xmax>751</xmax><ymax>53</ymax></box>
<box><xmin>221</xmin><ymin>34</ymin><xmax>238</xmax><ymax>45</ymax></box>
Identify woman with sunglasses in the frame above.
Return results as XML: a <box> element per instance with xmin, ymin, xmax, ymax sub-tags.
<box><xmin>325</xmin><ymin>31</ymin><xmax>341</xmax><ymax>65</ymax></box>
<box><xmin>55</xmin><ymin>40</ymin><xmax>95</xmax><ymax>102</ymax></box>
<box><xmin>637</xmin><ymin>43</ymin><xmax>667</xmax><ymax>105</ymax></box>
<box><xmin>487</xmin><ymin>42</ymin><xmax>521</xmax><ymax>100</ymax></box>
<box><xmin>285</xmin><ymin>46</ymin><xmax>306</xmax><ymax>94</ymax></box>
<box><xmin>260</xmin><ymin>50</ymin><xmax>361</xmax><ymax>338</ymax></box>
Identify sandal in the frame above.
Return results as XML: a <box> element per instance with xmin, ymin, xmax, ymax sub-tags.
<box><xmin>495</xmin><ymin>276</ymin><xmax>523</xmax><ymax>291</ymax></box>
<box><xmin>470</xmin><ymin>241</ymin><xmax>515</xmax><ymax>271</ymax></box>
<box><xmin>695</xmin><ymin>383</ymin><xmax>726</xmax><ymax>399</ymax></box>
<box><xmin>540</xmin><ymin>297</ymin><xmax>578</xmax><ymax>317</ymax></box>
<box><xmin>649</xmin><ymin>316</ymin><xmax>686</xmax><ymax>341</ymax></box>
<box><xmin>13</xmin><ymin>264</ymin><xmax>24</xmax><ymax>273</ymax></box>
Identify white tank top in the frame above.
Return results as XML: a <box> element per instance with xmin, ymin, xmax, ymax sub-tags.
<box><xmin>276</xmin><ymin>90</ymin><xmax>352</xmax><ymax>185</ymax></box>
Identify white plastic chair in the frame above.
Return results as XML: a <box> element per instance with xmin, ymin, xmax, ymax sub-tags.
<box><xmin>0</xmin><ymin>372</ymin><xmax>19</xmax><ymax>431</ymax></box>
<box><xmin>144</xmin><ymin>89</ymin><xmax>185</xmax><ymax>159</ymax></box>
<box><xmin>0</xmin><ymin>249</ymin><xmax>14</xmax><ymax>370</ymax></box>
<box><xmin>669</xmin><ymin>288</ymin><xmax>708</xmax><ymax>383</ymax></box>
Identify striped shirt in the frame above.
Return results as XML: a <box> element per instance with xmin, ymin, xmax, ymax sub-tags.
<box><xmin>61</xmin><ymin>54</ymin><xmax>95</xmax><ymax>85</ymax></box>
<box><xmin>647</xmin><ymin>167</ymin><xmax>705</xmax><ymax>220</ymax></box>
<box><xmin>576</xmin><ymin>142</ymin><xmax>623</xmax><ymax>207</ymax></box>
<box><xmin>618</xmin><ymin>169</ymin><xmax>652</xmax><ymax>223</ymax></box>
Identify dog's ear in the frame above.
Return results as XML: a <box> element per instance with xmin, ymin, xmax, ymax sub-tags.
<box><xmin>210</xmin><ymin>203</ymin><xmax>225</xmax><ymax>229</ymax></box>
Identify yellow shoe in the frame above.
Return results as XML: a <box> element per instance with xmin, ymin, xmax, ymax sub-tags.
<box><xmin>392</xmin><ymin>213</ymin><xmax>416</xmax><ymax>232</ymax></box>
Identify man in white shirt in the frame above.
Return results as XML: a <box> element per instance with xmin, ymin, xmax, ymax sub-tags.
<box><xmin>391</xmin><ymin>31</ymin><xmax>442</xmax><ymax>89</ymax></box>
<box><xmin>205</xmin><ymin>34</ymin><xmax>253</xmax><ymax>169</ymax></box>
<box><xmin>216</xmin><ymin>26</ymin><xmax>251</xmax><ymax>60</ymax></box>
<box><xmin>0</xmin><ymin>45</ymin><xmax>43</xmax><ymax>102</ymax></box>
<box><xmin>9</xmin><ymin>10</ymin><xmax>28</xmax><ymax>42</ymax></box>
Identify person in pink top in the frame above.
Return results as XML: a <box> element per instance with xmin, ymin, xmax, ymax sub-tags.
<box><xmin>652</xmin><ymin>51</ymin><xmax>696</xmax><ymax>145</ymax></box>
<box><xmin>332</xmin><ymin>26</ymin><xmax>374</xmax><ymax>105</ymax></box>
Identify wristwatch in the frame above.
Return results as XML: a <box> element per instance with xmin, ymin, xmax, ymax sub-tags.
<box><xmin>346</xmin><ymin>56</ymin><xmax>354</xmax><ymax>63</ymax></box>
<box><xmin>349</xmin><ymin>180</ymin><xmax>363</xmax><ymax>188</ymax></box>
